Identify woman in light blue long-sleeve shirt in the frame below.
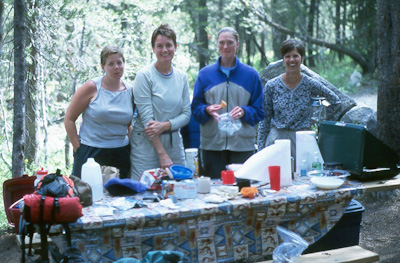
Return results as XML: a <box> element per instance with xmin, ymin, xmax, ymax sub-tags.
<box><xmin>130</xmin><ymin>24</ymin><xmax>190</xmax><ymax>180</ymax></box>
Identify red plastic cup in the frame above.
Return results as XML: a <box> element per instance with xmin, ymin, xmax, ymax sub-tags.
<box><xmin>268</xmin><ymin>166</ymin><xmax>281</xmax><ymax>191</ymax></box>
<box><xmin>221</xmin><ymin>170</ymin><xmax>235</xmax><ymax>185</ymax></box>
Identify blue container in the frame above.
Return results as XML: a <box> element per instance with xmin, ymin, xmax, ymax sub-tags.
<box><xmin>304</xmin><ymin>199</ymin><xmax>365</xmax><ymax>253</ymax></box>
<box><xmin>170</xmin><ymin>165</ymin><xmax>193</xmax><ymax>180</ymax></box>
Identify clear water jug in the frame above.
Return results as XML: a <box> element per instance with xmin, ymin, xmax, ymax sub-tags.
<box><xmin>81</xmin><ymin>158</ymin><xmax>103</xmax><ymax>202</ymax></box>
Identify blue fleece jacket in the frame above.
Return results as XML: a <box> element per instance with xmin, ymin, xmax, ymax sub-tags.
<box><xmin>192</xmin><ymin>56</ymin><xmax>264</xmax><ymax>151</ymax></box>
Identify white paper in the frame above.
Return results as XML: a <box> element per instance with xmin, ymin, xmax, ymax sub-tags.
<box><xmin>235</xmin><ymin>142</ymin><xmax>293</xmax><ymax>186</ymax></box>
<box><xmin>296</xmin><ymin>131</ymin><xmax>324</xmax><ymax>173</ymax></box>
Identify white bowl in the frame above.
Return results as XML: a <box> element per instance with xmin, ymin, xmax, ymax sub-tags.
<box><xmin>311</xmin><ymin>176</ymin><xmax>344</xmax><ymax>190</ymax></box>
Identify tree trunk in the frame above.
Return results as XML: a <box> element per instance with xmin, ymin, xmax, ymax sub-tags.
<box><xmin>198</xmin><ymin>0</ymin><xmax>208</xmax><ymax>69</ymax></box>
<box><xmin>184</xmin><ymin>0</ymin><xmax>209</xmax><ymax>70</ymax></box>
<box><xmin>42</xmin><ymin>74</ymin><xmax>48</xmax><ymax>166</ymax></box>
<box><xmin>270</xmin><ymin>0</ymin><xmax>286</xmax><ymax>60</ymax></box>
<box><xmin>307</xmin><ymin>0</ymin><xmax>317</xmax><ymax>67</ymax></box>
<box><xmin>376</xmin><ymin>0</ymin><xmax>400</xmax><ymax>158</ymax></box>
<box><xmin>250</xmin><ymin>33</ymin><xmax>269</xmax><ymax>68</ymax></box>
<box><xmin>0</xmin><ymin>0</ymin><xmax>4</xmax><ymax>59</ymax></box>
<box><xmin>335</xmin><ymin>0</ymin><xmax>344</xmax><ymax>60</ymax></box>
<box><xmin>341</xmin><ymin>0</ymin><xmax>346</xmax><ymax>55</ymax></box>
<box><xmin>25</xmin><ymin>0</ymin><xmax>40</xmax><ymax>166</ymax></box>
<box><xmin>65</xmin><ymin>17</ymin><xmax>87</xmax><ymax>170</ymax></box>
<box><xmin>246</xmin><ymin>34</ymin><xmax>252</xmax><ymax>66</ymax></box>
<box><xmin>13</xmin><ymin>0</ymin><xmax>26</xmax><ymax>178</ymax></box>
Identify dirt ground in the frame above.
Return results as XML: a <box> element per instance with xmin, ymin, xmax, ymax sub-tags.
<box><xmin>357</xmin><ymin>190</ymin><xmax>400</xmax><ymax>262</ymax></box>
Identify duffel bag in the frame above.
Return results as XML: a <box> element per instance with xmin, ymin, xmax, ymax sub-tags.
<box><xmin>23</xmin><ymin>194</ymin><xmax>83</xmax><ymax>224</ymax></box>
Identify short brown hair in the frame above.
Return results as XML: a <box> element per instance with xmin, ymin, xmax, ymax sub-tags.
<box><xmin>280</xmin><ymin>39</ymin><xmax>305</xmax><ymax>58</ymax></box>
<box><xmin>100</xmin><ymin>46</ymin><xmax>125</xmax><ymax>66</ymax></box>
<box><xmin>151</xmin><ymin>24</ymin><xmax>177</xmax><ymax>48</ymax></box>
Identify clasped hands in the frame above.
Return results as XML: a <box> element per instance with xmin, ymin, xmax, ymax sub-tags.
<box><xmin>206</xmin><ymin>104</ymin><xmax>244</xmax><ymax>121</ymax></box>
<box><xmin>145</xmin><ymin>120</ymin><xmax>168</xmax><ymax>139</ymax></box>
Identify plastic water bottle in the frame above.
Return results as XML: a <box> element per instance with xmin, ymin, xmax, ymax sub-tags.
<box><xmin>81</xmin><ymin>158</ymin><xmax>103</xmax><ymax>202</ymax></box>
<box><xmin>300</xmin><ymin>160</ymin><xmax>308</xmax><ymax>176</ymax></box>
<box><xmin>312</xmin><ymin>152</ymin><xmax>322</xmax><ymax>171</ymax></box>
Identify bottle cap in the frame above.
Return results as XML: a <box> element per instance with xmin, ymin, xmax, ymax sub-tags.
<box><xmin>36</xmin><ymin>167</ymin><xmax>48</xmax><ymax>175</ymax></box>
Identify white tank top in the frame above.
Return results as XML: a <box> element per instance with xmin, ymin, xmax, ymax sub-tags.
<box><xmin>79</xmin><ymin>76</ymin><xmax>134</xmax><ymax>148</ymax></box>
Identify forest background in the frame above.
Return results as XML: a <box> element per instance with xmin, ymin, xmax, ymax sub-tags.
<box><xmin>0</xmin><ymin>0</ymin><xmax>399</xmax><ymax>229</ymax></box>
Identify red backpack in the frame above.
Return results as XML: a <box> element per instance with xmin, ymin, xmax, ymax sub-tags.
<box><xmin>23</xmin><ymin>169</ymin><xmax>83</xmax><ymax>224</ymax></box>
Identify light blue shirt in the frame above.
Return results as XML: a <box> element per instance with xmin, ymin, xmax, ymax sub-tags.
<box><xmin>79</xmin><ymin>76</ymin><xmax>134</xmax><ymax>148</ymax></box>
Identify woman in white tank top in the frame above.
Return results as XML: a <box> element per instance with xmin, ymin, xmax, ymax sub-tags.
<box><xmin>64</xmin><ymin>46</ymin><xmax>134</xmax><ymax>179</ymax></box>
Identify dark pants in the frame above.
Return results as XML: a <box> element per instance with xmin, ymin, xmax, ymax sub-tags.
<box><xmin>200</xmin><ymin>149</ymin><xmax>254</xmax><ymax>179</ymax></box>
<box><xmin>72</xmin><ymin>144</ymin><xmax>130</xmax><ymax>179</ymax></box>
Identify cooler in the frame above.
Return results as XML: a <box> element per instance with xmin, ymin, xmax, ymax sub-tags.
<box><xmin>304</xmin><ymin>199</ymin><xmax>365</xmax><ymax>253</ymax></box>
<box><xmin>2</xmin><ymin>174</ymin><xmax>36</xmax><ymax>233</ymax></box>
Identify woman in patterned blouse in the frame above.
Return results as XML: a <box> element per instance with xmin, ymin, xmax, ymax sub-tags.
<box><xmin>257</xmin><ymin>39</ymin><xmax>340</xmax><ymax>160</ymax></box>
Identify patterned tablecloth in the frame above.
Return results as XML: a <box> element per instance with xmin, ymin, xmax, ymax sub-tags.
<box><xmin>52</xmin><ymin>177</ymin><xmax>365</xmax><ymax>263</ymax></box>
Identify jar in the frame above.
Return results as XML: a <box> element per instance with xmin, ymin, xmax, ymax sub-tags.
<box><xmin>35</xmin><ymin>167</ymin><xmax>48</xmax><ymax>187</ymax></box>
<box><xmin>197</xmin><ymin>176</ymin><xmax>211</xmax><ymax>194</ymax></box>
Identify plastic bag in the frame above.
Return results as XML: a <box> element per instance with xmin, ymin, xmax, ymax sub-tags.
<box><xmin>218</xmin><ymin>112</ymin><xmax>242</xmax><ymax>136</ymax></box>
<box><xmin>272</xmin><ymin>226</ymin><xmax>308</xmax><ymax>263</ymax></box>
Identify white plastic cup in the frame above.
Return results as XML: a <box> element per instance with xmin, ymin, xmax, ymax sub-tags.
<box><xmin>81</xmin><ymin>158</ymin><xmax>103</xmax><ymax>202</ymax></box>
<box><xmin>197</xmin><ymin>176</ymin><xmax>211</xmax><ymax>194</ymax></box>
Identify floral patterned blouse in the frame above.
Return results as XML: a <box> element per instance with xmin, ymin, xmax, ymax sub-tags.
<box><xmin>257</xmin><ymin>74</ymin><xmax>340</xmax><ymax>150</ymax></box>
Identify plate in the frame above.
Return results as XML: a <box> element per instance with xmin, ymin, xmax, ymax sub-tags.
<box><xmin>311</xmin><ymin>176</ymin><xmax>344</xmax><ymax>190</ymax></box>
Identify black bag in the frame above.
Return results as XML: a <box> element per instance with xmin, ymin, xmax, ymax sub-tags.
<box><xmin>36</xmin><ymin>169</ymin><xmax>77</xmax><ymax>197</ymax></box>
<box><xmin>69</xmin><ymin>175</ymin><xmax>93</xmax><ymax>207</ymax></box>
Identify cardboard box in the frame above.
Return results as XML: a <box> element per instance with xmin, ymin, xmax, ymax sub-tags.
<box><xmin>162</xmin><ymin>180</ymin><xmax>197</xmax><ymax>199</ymax></box>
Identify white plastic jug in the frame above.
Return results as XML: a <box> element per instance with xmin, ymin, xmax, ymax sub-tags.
<box><xmin>81</xmin><ymin>158</ymin><xmax>103</xmax><ymax>202</ymax></box>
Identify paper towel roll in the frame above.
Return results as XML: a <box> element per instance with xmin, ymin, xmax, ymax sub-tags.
<box><xmin>235</xmin><ymin>141</ymin><xmax>292</xmax><ymax>186</ymax></box>
<box><xmin>296</xmin><ymin>131</ymin><xmax>324</xmax><ymax>173</ymax></box>
<box><xmin>274</xmin><ymin>139</ymin><xmax>293</xmax><ymax>185</ymax></box>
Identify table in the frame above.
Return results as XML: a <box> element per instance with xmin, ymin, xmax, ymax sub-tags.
<box><xmin>360</xmin><ymin>174</ymin><xmax>400</xmax><ymax>193</ymax></box>
<box><xmin>51</xmin><ymin>177</ymin><xmax>366</xmax><ymax>263</ymax></box>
